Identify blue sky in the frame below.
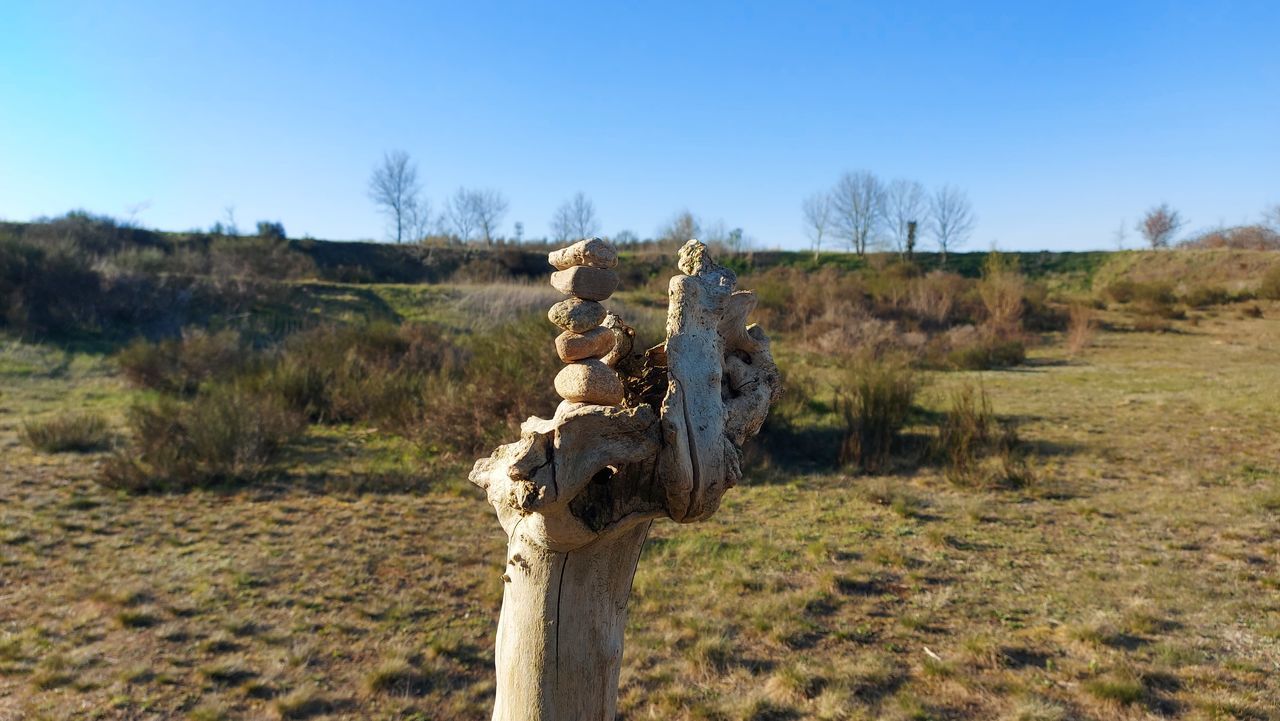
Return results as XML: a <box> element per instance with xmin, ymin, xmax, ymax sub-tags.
<box><xmin>2</xmin><ymin>1</ymin><xmax>1277</xmax><ymax>250</ymax></box>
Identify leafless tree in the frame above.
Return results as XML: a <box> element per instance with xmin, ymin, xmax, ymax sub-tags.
<box><xmin>929</xmin><ymin>184</ymin><xmax>976</xmax><ymax>264</ymax></box>
<box><xmin>1136</xmin><ymin>203</ymin><xmax>1185</xmax><ymax>249</ymax></box>
<box><xmin>223</xmin><ymin>206</ymin><xmax>240</xmax><ymax>236</ymax></box>
<box><xmin>802</xmin><ymin>191</ymin><xmax>833</xmax><ymax>260</ymax></box>
<box><xmin>404</xmin><ymin>196</ymin><xmax>433</xmax><ymax>244</ymax></box>
<box><xmin>446</xmin><ymin>187</ymin><xmax>509</xmax><ymax>245</ymax></box>
<box><xmin>658</xmin><ymin>210</ymin><xmax>700</xmax><ymax>247</ymax></box>
<box><xmin>1113</xmin><ymin>219</ymin><xmax>1128</xmax><ymax>250</ymax></box>
<box><xmin>446</xmin><ymin>187</ymin><xmax>478</xmax><ymax>243</ymax></box>
<box><xmin>1262</xmin><ymin>203</ymin><xmax>1280</xmax><ymax>230</ymax></box>
<box><xmin>368</xmin><ymin>150</ymin><xmax>423</xmax><ymax>244</ymax></box>
<box><xmin>472</xmin><ymin>188</ymin><xmax>508</xmax><ymax>245</ymax></box>
<box><xmin>831</xmin><ymin>170</ymin><xmax>885</xmax><ymax>256</ymax></box>
<box><xmin>550</xmin><ymin>192</ymin><xmax>601</xmax><ymax>243</ymax></box>
<box><xmin>884</xmin><ymin>179</ymin><xmax>928</xmax><ymax>256</ymax></box>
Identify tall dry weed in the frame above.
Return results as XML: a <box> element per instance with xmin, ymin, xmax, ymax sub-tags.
<box><xmin>977</xmin><ymin>252</ymin><xmax>1025</xmax><ymax>338</ymax></box>
<box><xmin>1065</xmin><ymin>304</ymin><xmax>1097</xmax><ymax>356</ymax></box>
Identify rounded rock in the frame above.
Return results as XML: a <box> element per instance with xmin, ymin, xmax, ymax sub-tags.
<box><xmin>553</xmin><ymin>360</ymin><xmax>625</xmax><ymax>405</ymax></box>
<box><xmin>548</xmin><ymin>237</ymin><xmax>619</xmax><ymax>271</ymax></box>
<box><xmin>555</xmin><ymin>326</ymin><xmax>615</xmax><ymax>363</ymax></box>
<box><xmin>550</xmin><ymin>266</ymin><xmax>619</xmax><ymax>302</ymax></box>
<box><xmin>547</xmin><ymin>298</ymin><xmax>607</xmax><ymax>333</ymax></box>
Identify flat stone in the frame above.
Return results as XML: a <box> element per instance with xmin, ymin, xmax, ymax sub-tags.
<box><xmin>548</xmin><ymin>237</ymin><xmax>618</xmax><ymax>270</ymax></box>
<box><xmin>553</xmin><ymin>360</ymin><xmax>624</xmax><ymax>405</ymax></box>
<box><xmin>547</xmin><ymin>298</ymin><xmax>607</xmax><ymax>333</ymax></box>
<box><xmin>555</xmin><ymin>326</ymin><xmax>614</xmax><ymax>362</ymax></box>
<box><xmin>550</xmin><ymin>266</ymin><xmax>618</xmax><ymax>301</ymax></box>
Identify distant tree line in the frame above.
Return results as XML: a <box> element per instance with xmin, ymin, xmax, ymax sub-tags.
<box><xmin>802</xmin><ymin>171</ymin><xmax>976</xmax><ymax>263</ymax></box>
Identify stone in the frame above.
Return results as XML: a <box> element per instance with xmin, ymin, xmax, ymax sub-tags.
<box><xmin>550</xmin><ymin>266</ymin><xmax>618</xmax><ymax>301</ymax></box>
<box><xmin>548</xmin><ymin>298</ymin><xmax>607</xmax><ymax>333</ymax></box>
<box><xmin>553</xmin><ymin>360</ymin><xmax>624</xmax><ymax>405</ymax></box>
<box><xmin>555</xmin><ymin>326</ymin><xmax>614</xmax><ymax>362</ymax></box>
<box><xmin>548</xmin><ymin>237</ymin><xmax>618</xmax><ymax>270</ymax></box>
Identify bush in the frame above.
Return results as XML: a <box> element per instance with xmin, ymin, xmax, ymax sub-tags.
<box><xmin>116</xmin><ymin>329</ymin><xmax>251</xmax><ymax>394</ymax></box>
<box><xmin>835</xmin><ymin>356</ymin><xmax>919</xmax><ymax>473</ymax></box>
<box><xmin>1065</xmin><ymin>304</ymin><xmax>1096</xmax><ymax>356</ymax></box>
<box><xmin>255</xmin><ymin>221</ymin><xmax>286</xmax><ymax>241</ymax></box>
<box><xmin>941</xmin><ymin>334</ymin><xmax>1026</xmax><ymax>370</ymax></box>
<box><xmin>977</xmin><ymin>252</ymin><xmax>1025</xmax><ymax>337</ymax></box>
<box><xmin>1182</xmin><ymin>285</ymin><xmax>1231</xmax><ymax>309</ymax></box>
<box><xmin>934</xmin><ymin>384</ymin><xmax>1028</xmax><ymax>488</ymax></box>
<box><xmin>1260</xmin><ymin>265</ymin><xmax>1280</xmax><ymax>301</ymax></box>
<box><xmin>209</xmin><ymin>235</ymin><xmax>314</xmax><ymax>280</ymax></box>
<box><xmin>100</xmin><ymin>384</ymin><xmax>304</xmax><ymax>492</ymax></box>
<box><xmin>21</xmin><ymin>412</ymin><xmax>113</xmax><ymax>453</ymax></box>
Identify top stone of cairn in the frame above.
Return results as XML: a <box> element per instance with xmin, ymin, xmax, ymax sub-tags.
<box><xmin>548</xmin><ymin>237</ymin><xmax>618</xmax><ymax>271</ymax></box>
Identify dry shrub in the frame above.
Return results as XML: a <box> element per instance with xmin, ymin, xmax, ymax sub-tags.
<box><xmin>934</xmin><ymin>384</ymin><xmax>1029</xmax><ymax>488</ymax></box>
<box><xmin>977</xmin><ymin>252</ymin><xmax>1025</xmax><ymax>338</ymax></box>
<box><xmin>928</xmin><ymin>325</ymin><xmax>1026</xmax><ymax>370</ymax></box>
<box><xmin>21</xmin><ymin>412</ymin><xmax>113</xmax><ymax>453</ymax></box>
<box><xmin>208</xmin><ymin>235</ymin><xmax>315</xmax><ymax>280</ymax></box>
<box><xmin>909</xmin><ymin>271</ymin><xmax>966</xmax><ymax>326</ymax></box>
<box><xmin>116</xmin><ymin>328</ymin><xmax>250</xmax><ymax>394</ymax></box>
<box><xmin>835</xmin><ymin>355</ymin><xmax>919</xmax><ymax>473</ymax></box>
<box><xmin>1260</xmin><ymin>265</ymin><xmax>1280</xmax><ymax>301</ymax></box>
<box><xmin>1065</xmin><ymin>304</ymin><xmax>1097</xmax><ymax>356</ymax></box>
<box><xmin>1182</xmin><ymin>285</ymin><xmax>1231</xmax><ymax>309</ymax></box>
<box><xmin>811</xmin><ymin>314</ymin><xmax>923</xmax><ymax>359</ymax></box>
<box><xmin>101</xmin><ymin>384</ymin><xmax>304</xmax><ymax>492</ymax></box>
<box><xmin>265</xmin><ymin>321</ymin><xmax>465</xmax><ymax>426</ymax></box>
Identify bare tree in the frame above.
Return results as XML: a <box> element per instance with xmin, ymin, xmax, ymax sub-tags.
<box><xmin>884</xmin><ymin>179</ymin><xmax>928</xmax><ymax>256</ymax></box>
<box><xmin>405</xmin><ymin>196</ymin><xmax>433</xmax><ymax>244</ymax></box>
<box><xmin>1113</xmin><ymin>219</ymin><xmax>1128</xmax><ymax>250</ymax></box>
<box><xmin>929</xmin><ymin>184</ymin><xmax>976</xmax><ymax>265</ymax></box>
<box><xmin>368</xmin><ymin>150</ymin><xmax>423</xmax><ymax>244</ymax></box>
<box><xmin>801</xmin><ymin>191</ymin><xmax>833</xmax><ymax>260</ymax></box>
<box><xmin>550</xmin><ymin>192</ymin><xmax>601</xmax><ymax>243</ymax></box>
<box><xmin>445</xmin><ymin>187</ymin><xmax>508</xmax><ymax>245</ymax></box>
<box><xmin>1262</xmin><ymin>203</ymin><xmax>1280</xmax><ymax>230</ymax></box>
<box><xmin>446</xmin><ymin>187</ymin><xmax>478</xmax><ymax>243</ymax></box>
<box><xmin>1136</xmin><ymin>203</ymin><xmax>1185</xmax><ymax>249</ymax></box>
<box><xmin>473</xmin><ymin>188</ymin><xmax>508</xmax><ymax>246</ymax></box>
<box><xmin>831</xmin><ymin>171</ymin><xmax>885</xmax><ymax>256</ymax></box>
<box><xmin>658</xmin><ymin>210</ymin><xmax>700</xmax><ymax>247</ymax></box>
<box><xmin>223</xmin><ymin>206</ymin><xmax>240</xmax><ymax>236</ymax></box>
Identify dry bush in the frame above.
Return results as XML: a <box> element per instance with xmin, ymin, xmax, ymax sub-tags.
<box><xmin>116</xmin><ymin>328</ymin><xmax>250</xmax><ymax>394</ymax></box>
<box><xmin>1065</xmin><ymin>304</ymin><xmax>1097</xmax><ymax>356</ymax></box>
<box><xmin>934</xmin><ymin>384</ymin><xmax>1029</xmax><ymax>488</ymax></box>
<box><xmin>835</xmin><ymin>355</ymin><xmax>919</xmax><ymax>473</ymax></box>
<box><xmin>977</xmin><ymin>252</ymin><xmax>1025</xmax><ymax>338</ymax></box>
<box><xmin>21</xmin><ymin>412</ymin><xmax>113</xmax><ymax>453</ymax></box>
<box><xmin>208</xmin><ymin>235</ymin><xmax>315</xmax><ymax>280</ymax></box>
<box><xmin>101</xmin><ymin>384</ymin><xmax>305</xmax><ymax>492</ymax></box>
<box><xmin>908</xmin><ymin>271</ymin><xmax>966</xmax><ymax>326</ymax></box>
<box><xmin>1182</xmin><ymin>285</ymin><xmax>1232</xmax><ymax>309</ymax></box>
<box><xmin>1260</xmin><ymin>265</ymin><xmax>1280</xmax><ymax>301</ymax></box>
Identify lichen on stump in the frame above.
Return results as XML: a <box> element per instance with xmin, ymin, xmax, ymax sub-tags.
<box><xmin>470</xmin><ymin>238</ymin><xmax>781</xmax><ymax>721</ymax></box>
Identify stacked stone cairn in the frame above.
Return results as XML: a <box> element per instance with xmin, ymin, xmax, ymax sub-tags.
<box><xmin>547</xmin><ymin>238</ymin><xmax>626</xmax><ymax>407</ymax></box>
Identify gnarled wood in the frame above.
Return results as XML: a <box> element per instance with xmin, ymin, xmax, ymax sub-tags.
<box><xmin>469</xmin><ymin>239</ymin><xmax>781</xmax><ymax>721</ymax></box>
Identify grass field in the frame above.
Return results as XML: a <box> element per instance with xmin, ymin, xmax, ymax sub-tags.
<box><xmin>2</xmin><ymin>296</ymin><xmax>1278</xmax><ymax>720</ymax></box>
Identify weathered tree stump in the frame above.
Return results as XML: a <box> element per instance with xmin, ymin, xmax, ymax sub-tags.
<box><xmin>470</xmin><ymin>238</ymin><xmax>781</xmax><ymax>720</ymax></box>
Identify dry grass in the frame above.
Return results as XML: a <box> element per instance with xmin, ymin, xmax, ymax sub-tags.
<box><xmin>2</xmin><ymin>294</ymin><xmax>1279</xmax><ymax>719</ymax></box>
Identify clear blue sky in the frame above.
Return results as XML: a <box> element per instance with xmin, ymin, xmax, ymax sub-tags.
<box><xmin>2</xmin><ymin>1</ymin><xmax>1278</xmax><ymax>250</ymax></box>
